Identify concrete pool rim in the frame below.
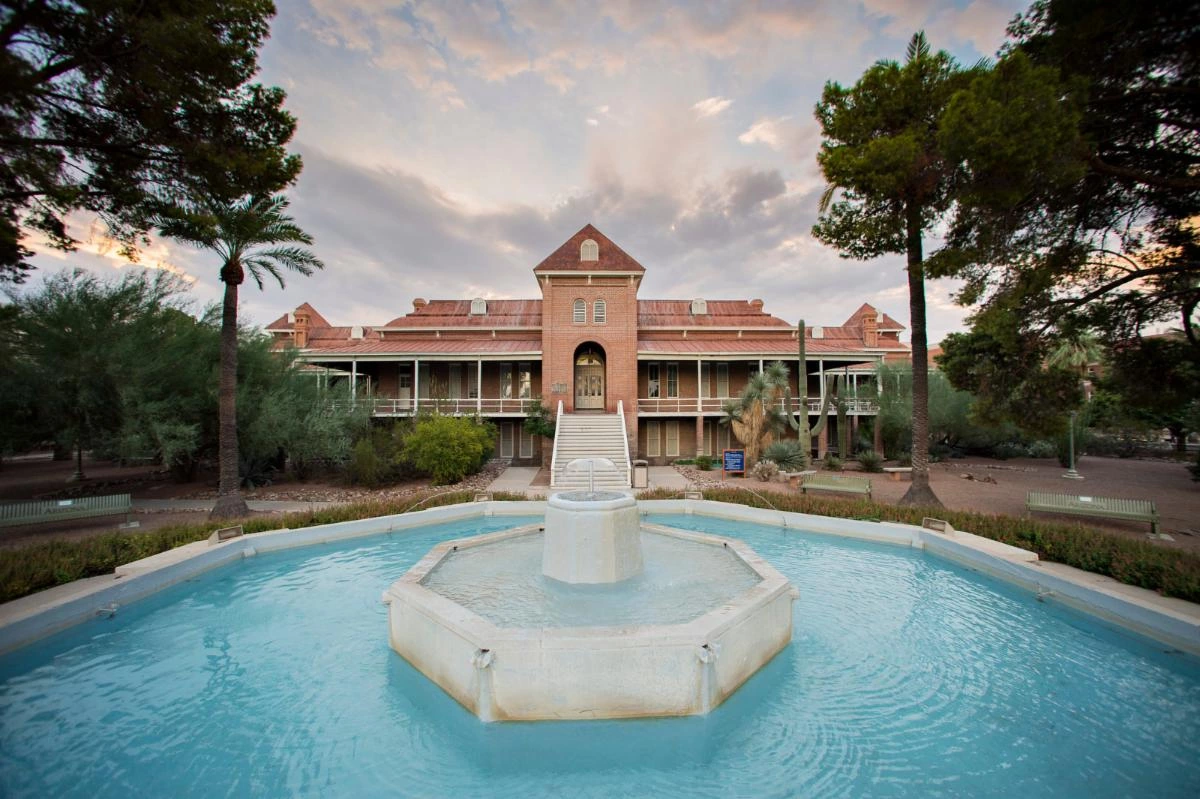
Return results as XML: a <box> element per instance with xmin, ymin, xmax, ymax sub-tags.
<box><xmin>1</xmin><ymin>498</ymin><xmax>1197</xmax><ymax>659</ymax></box>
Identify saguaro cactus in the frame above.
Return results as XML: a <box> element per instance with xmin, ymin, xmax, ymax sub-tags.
<box><xmin>785</xmin><ymin>319</ymin><xmax>838</xmax><ymax>466</ymax></box>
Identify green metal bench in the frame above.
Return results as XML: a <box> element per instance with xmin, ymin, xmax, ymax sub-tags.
<box><xmin>800</xmin><ymin>473</ymin><xmax>872</xmax><ymax>500</ymax></box>
<box><xmin>0</xmin><ymin>494</ymin><xmax>134</xmax><ymax>528</ymax></box>
<box><xmin>1025</xmin><ymin>491</ymin><xmax>1159</xmax><ymax>534</ymax></box>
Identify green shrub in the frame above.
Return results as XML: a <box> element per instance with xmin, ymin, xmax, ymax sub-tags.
<box><xmin>992</xmin><ymin>441</ymin><xmax>1026</xmax><ymax>460</ymax></box>
<box><xmin>823</xmin><ymin>453</ymin><xmax>843</xmax><ymax>472</ymax></box>
<box><xmin>1027</xmin><ymin>440</ymin><xmax>1057</xmax><ymax>459</ymax></box>
<box><xmin>694</xmin><ymin>455</ymin><xmax>713</xmax><ymax>471</ymax></box>
<box><xmin>763</xmin><ymin>440</ymin><xmax>808</xmax><ymax>471</ymax></box>
<box><xmin>751</xmin><ymin>459</ymin><xmax>780</xmax><ymax>482</ymax></box>
<box><xmin>857</xmin><ymin>450</ymin><xmax>884</xmax><ymax>472</ymax></box>
<box><xmin>405</xmin><ymin>414</ymin><xmax>497</xmax><ymax>485</ymax></box>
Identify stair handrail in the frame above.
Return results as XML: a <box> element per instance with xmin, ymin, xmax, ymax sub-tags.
<box><xmin>549</xmin><ymin>399</ymin><xmax>564</xmax><ymax>488</ymax></box>
<box><xmin>616</xmin><ymin>399</ymin><xmax>631</xmax><ymax>487</ymax></box>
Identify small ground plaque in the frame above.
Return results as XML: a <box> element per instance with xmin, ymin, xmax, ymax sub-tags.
<box><xmin>922</xmin><ymin>517</ymin><xmax>955</xmax><ymax>535</ymax></box>
<box><xmin>208</xmin><ymin>525</ymin><xmax>245</xmax><ymax>545</ymax></box>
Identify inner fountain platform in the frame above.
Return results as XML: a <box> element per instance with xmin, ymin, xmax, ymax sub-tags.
<box><xmin>385</xmin><ymin>462</ymin><xmax>797</xmax><ymax>721</ymax></box>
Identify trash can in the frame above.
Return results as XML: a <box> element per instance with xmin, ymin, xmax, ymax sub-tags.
<box><xmin>632</xmin><ymin>459</ymin><xmax>649</xmax><ymax>489</ymax></box>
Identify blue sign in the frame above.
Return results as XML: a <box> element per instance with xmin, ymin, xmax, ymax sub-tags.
<box><xmin>722</xmin><ymin>449</ymin><xmax>746</xmax><ymax>475</ymax></box>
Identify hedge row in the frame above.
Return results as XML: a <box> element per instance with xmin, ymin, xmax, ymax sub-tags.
<box><xmin>638</xmin><ymin>486</ymin><xmax>1200</xmax><ymax>603</ymax></box>
<box><xmin>0</xmin><ymin>491</ymin><xmax>527</xmax><ymax>604</ymax></box>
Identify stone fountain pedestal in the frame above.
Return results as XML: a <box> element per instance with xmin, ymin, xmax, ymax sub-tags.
<box><xmin>542</xmin><ymin>491</ymin><xmax>642</xmax><ymax>584</ymax></box>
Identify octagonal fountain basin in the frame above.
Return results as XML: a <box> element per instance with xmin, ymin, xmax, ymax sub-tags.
<box><xmin>384</xmin><ymin>521</ymin><xmax>796</xmax><ymax>721</ymax></box>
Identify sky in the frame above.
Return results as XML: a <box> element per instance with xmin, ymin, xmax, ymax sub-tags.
<box><xmin>26</xmin><ymin>0</ymin><xmax>1030</xmax><ymax>343</ymax></box>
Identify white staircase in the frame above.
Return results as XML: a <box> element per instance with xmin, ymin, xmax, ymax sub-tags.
<box><xmin>551</xmin><ymin>408</ymin><xmax>632</xmax><ymax>490</ymax></box>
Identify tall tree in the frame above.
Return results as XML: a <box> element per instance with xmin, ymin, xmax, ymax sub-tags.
<box><xmin>14</xmin><ymin>268</ymin><xmax>183</xmax><ymax>479</ymax></box>
<box><xmin>159</xmin><ymin>195</ymin><xmax>322</xmax><ymax>518</ymax></box>
<box><xmin>940</xmin><ymin>0</ymin><xmax>1199</xmax><ymax>356</ymax></box>
<box><xmin>812</xmin><ymin>33</ymin><xmax>982</xmax><ymax>506</ymax></box>
<box><xmin>0</xmin><ymin>0</ymin><xmax>300</xmax><ymax>284</ymax></box>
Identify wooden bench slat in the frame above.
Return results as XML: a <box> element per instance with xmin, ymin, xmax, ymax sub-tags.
<box><xmin>1026</xmin><ymin>491</ymin><xmax>1158</xmax><ymax>534</ymax></box>
<box><xmin>0</xmin><ymin>494</ymin><xmax>133</xmax><ymax>528</ymax></box>
<box><xmin>800</xmin><ymin>474</ymin><xmax>872</xmax><ymax>499</ymax></box>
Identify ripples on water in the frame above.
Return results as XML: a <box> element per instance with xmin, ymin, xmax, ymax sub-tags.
<box><xmin>1</xmin><ymin>513</ymin><xmax>1198</xmax><ymax>798</ymax></box>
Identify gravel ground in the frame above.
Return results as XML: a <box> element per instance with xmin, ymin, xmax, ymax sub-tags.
<box><xmin>675</xmin><ymin>455</ymin><xmax>1200</xmax><ymax>554</ymax></box>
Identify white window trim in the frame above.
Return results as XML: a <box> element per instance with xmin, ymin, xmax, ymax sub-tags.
<box><xmin>647</xmin><ymin>363</ymin><xmax>660</xmax><ymax>399</ymax></box>
<box><xmin>573</xmin><ymin>299</ymin><xmax>586</xmax><ymax>324</ymax></box>
<box><xmin>593</xmin><ymin>299</ymin><xmax>606</xmax><ymax>324</ymax></box>
<box><xmin>666</xmin><ymin>362</ymin><xmax>679</xmax><ymax>398</ymax></box>
<box><xmin>646</xmin><ymin>421</ymin><xmax>661</xmax><ymax>457</ymax></box>
<box><xmin>665</xmin><ymin>421</ymin><xmax>679</xmax><ymax>457</ymax></box>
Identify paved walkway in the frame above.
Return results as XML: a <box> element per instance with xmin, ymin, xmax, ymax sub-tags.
<box><xmin>485</xmin><ymin>465</ymin><xmax>693</xmax><ymax>496</ymax></box>
<box><xmin>133</xmin><ymin>499</ymin><xmax>336</xmax><ymax>513</ymax></box>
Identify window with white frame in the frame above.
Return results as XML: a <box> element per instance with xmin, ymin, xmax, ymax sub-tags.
<box><xmin>580</xmin><ymin>239</ymin><xmax>599</xmax><ymax>261</ymax></box>
<box><xmin>593</xmin><ymin>299</ymin><xmax>606</xmax><ymax>324</ymax></box>
<box><xmin>700</xmin><ymin>362</ymin><xmax>711</xmax><ymax>398</ymax></box>
<box><xmin>518</xmin><ymin>362</ymin><xmax>532</xmax><ymax>399</ymax></box>
<box><xmin>666</xmin><ymin>363</ymin><xmax>679</xmax><ymax>398</ymax></box>
<box><xmin>573</xmin><ymin>299</ymin><xmax>585</xmax><ymax>323</ymax></box>
<box><xmin>646</xmin><ymin>421</ymin><xmax>660</xmax><ymax>457</ymax></box>
<box><xmin>500</xmin><ymin>363</ymin><xmax>513</xmax><ymax>399</ymax></box>
<box><xmin>647</xmin><ymin>363</ymin><xmax>660</xmax><ymax>398</ymax></box>
<box><xmin>520</xmin><ymin>423</ymin><xmax>534</xmax><ymax>458</ymax></box>
<box><xmin>467</xmin><ymin>364</ymin><xmax>478</xmax><ymax>399</ymax></box>
<box><xmin>716</xmin><ymin>363</ymin><xmax>729</xmax><ymax>397</ymax></box>
<box><xmin>665</xmin><ymin>421</ymin><xmax>679</xmax><ymax>457</ymax></box>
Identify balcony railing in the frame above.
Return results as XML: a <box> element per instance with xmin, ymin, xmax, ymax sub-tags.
<box><xmin>636</xmin><ymin>397</ymin><xmax>878</xmax><ymax>414</ymax></box>
<box><xmin>335</xmin><ymin>397</ymin><xmax>536</xmax><ymax>416</ymax></box>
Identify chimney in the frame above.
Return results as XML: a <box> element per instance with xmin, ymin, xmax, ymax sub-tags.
<box><xmin>749</xmin><ymin>299</ymin><xmax>764</xmax><ymax>312</ymax></box>
<box><xmin>413</xmin><ymin>298</ymin><xmax>428</xmax><ymax>310</ymax></box>
<box><xmin>863</xmin><ymin>311</ymin><xmax>878</xmax><ymax>347</ymax></box>
<box><xmin>294</xmin><ymin>310</ymin><xmax>310</xmax><ymax>349</ymax></box>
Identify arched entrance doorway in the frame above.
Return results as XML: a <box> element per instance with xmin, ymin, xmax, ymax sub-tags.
<box><xmin>574</xmin><ymin>343</ymin><xmax>606</xmax><ymax>410</ymax></box>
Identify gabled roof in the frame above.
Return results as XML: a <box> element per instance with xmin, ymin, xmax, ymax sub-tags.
<box><xmin>637</xmin><ymin>300</ymin><xmax>791</xmax><ymax>328</ymax></box>
<box><xmin>265</xmin><ymin>302</ymin><xmax>331</xmax><ymax>331</ymax></box>
<box><xmin>533</xmin><ymin>224</ymin><xmax>646</xmax><ymax>273</ymax></box>
<box><xmin>842</xmin><ymin>303</ymin><xmax>905</xmax><ymax>331</ymax></box>
<box><xmin>384</xmin><ymin>299</ymin><xmax>542</xmax><ymax>328</ymax></box>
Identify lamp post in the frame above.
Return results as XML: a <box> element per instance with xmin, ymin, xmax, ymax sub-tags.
<box><xmin>1063</xmin><ymin>409</ymin><xmax>1083</xmax><ymax>480</ymax></box>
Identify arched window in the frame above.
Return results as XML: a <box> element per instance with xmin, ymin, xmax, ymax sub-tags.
<box><xmin>690</xmin><ymin>298</ymin><xmax>707</xmax><ymax>316</ymax></box>
<box><xmin>580</xmin><ymin>239</ymin><xmax>599</xmax><ymax>261</ymax></box>
<box><xmin>593</xmin><ymin>299</ymin><xmax>606</xmax><ymax>324</ymax></box>
<box><xmin>470</xmin><ymin>298</ymin><xmax>487</xmax><ymax>315</ymax></box>
<box><xmin>573</xmin><ymin>299</ymin><xmax>586</xmax><ymax>323</ymax></box>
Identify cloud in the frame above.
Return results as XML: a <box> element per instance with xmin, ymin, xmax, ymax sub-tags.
<box><xmin>738</xmin><ymin>117</ymin><xmax>788</xmax><ymax>149</ymax></box>
<box><xmin>692</xmin><ymin>96</ymin><xmax>733</xmax><ymax>118</ymax></box>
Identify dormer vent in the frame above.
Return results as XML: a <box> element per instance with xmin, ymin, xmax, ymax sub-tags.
<box><xmin>812</xmin><ymin>326</ymin><xmax>824</xmax><ymax>339</ymax></box>
<box><xmin>691</xmin><ymin>298</ymin><xmax>707</xmax><ymax>316</ymax></box>
<box><xmin>580</xmin><ymin>239</ymin><xmax>599</xmax><ymax>261</ymax></box>
<box><xmin>470</xmin><ymin>298</ymin><xmax>487</xmax><ymax>316</ymax></box>
<box><xmin>350</xmin><ymin>326</ymin><xmax>364</xmax><ymax>340</ymax></box>
<box><xmin>413</xmin><ymin>298</ymin><xmax>428</xmax><ymax>310</ymax></box>
<box><xmin>286</xmin><ymin>311</ymin><xmax>295</xmax><ymax>324</ymax></box>
<box><xmin>749</xmin><ymin>299</ymin><xmax>764</xmax><ymax>312</ymax></box>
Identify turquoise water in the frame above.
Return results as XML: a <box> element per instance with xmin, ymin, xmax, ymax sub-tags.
<box><xmin>0</xmin><ymin>512</ymin><xmax>1197</xmax><ymax>798</ymax></box>
<box><xmin>422</xmin><ymin>529</ymin><xmax>760</xmax><ymax>626</ymax></box>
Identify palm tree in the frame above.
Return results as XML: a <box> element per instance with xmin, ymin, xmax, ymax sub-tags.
<box><xmin>160</xmin><ymin>195</ymin><xmax>323</xmax><ymax>518</ymax></box>
<box><xmin>721</xmin><ymin>362</ymin><xmax>790</xmax><ymax>465</ymax></box>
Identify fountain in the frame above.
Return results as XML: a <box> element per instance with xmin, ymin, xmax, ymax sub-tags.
<box><xmin>384</xmin><ymin>458</ymin><xmax>797</xmax><ymax>721</ymax></box>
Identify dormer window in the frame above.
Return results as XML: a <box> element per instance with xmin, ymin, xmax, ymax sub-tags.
<box><xmin>580</xmin><ymin>239</ymin><xmax>599</xmax><ymax>261</ymax></box>
<box><xmin>573</xmin><ymin>299</ymin><xmax>586</xmax><ymax>323</ymax></box>
<box><xmin>593</xmin><ymin>299</ymin><xmax>606</xmax><ymax>324</ymax></box>
<box><xmin>470</xmin><ymin>298</ymin><xmax>487</xmax><ymax>316</ymax></box>
<box><xmin>691</xmin><ymin>298</ymin><xmax>707</xmax><ymax>316</ymax></box>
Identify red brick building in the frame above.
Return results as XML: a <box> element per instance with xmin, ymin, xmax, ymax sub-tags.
<box><xmin>268</xmin><ymin>225</ymin><xmax>908</xmax><ymax>474</ymax></box>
